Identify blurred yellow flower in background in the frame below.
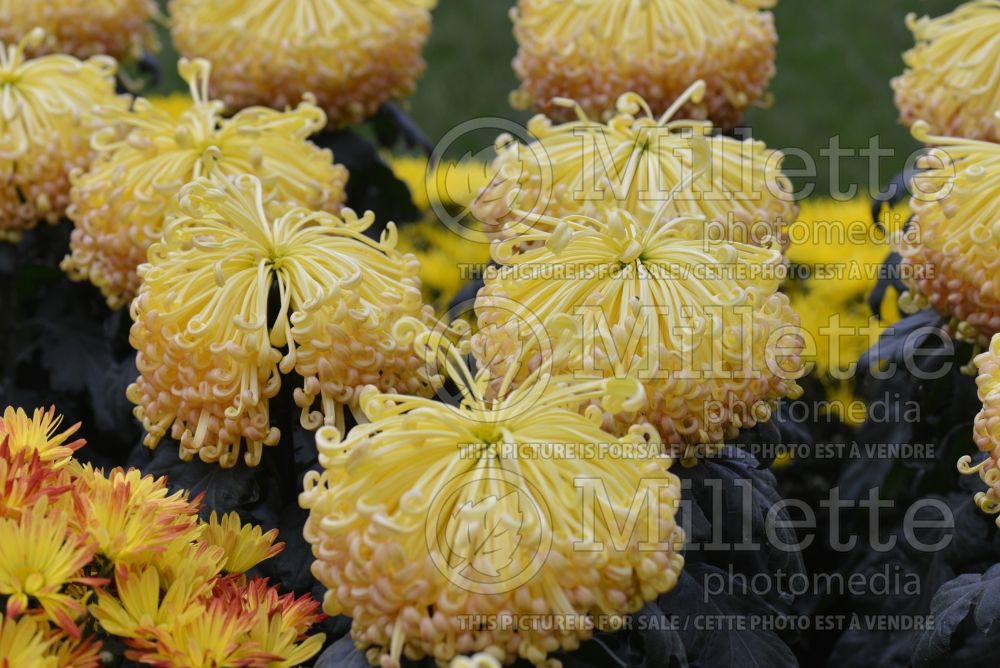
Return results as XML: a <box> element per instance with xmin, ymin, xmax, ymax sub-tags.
<box><xmin>0</xmin><ymin>30</ymin><xmax>123</xmax><ymax>242</ymax></box>
<box><xmin>387</xmin><ymin>154</ymin><xmax>493</xmax><ymax>310</ymax></box>
<box><xmin>63</xmin><ymin>58</ymin><xmax>348</xmax><ymax>309</ymax></box>
<box><xmin>892</xmin><ymin>0</ymin><xmax>1000</xmax><ymax>142</ymax></box>
<box><xmin>170</xmin><ymin>0</ymin><xmax>437</xmax><ymax>127</ymax></box>
<box><xmin>387</xmin><ymin>153</ymin><xmax>490</xmax><ymax>214</ymax></box>
<box><xmin>145</xmin><ymin>91</ymin><xmax>193</xmax><ymax>119</ymax></box>
<box><xmin>785</xmin><ymin>197</ymin><xmax>905</xmax><ymax>426</ymax></box>
<box><xmin>511</xmin><ymin>0</ymin><xmax>778</xmax><ymax>128</ymax></box>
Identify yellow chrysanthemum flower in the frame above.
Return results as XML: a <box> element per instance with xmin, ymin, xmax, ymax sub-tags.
<box><xmin>63</xmin><ymin>58</ymin><xmax>348</xmax><ymax>309</ymax></box>
<box><xmin>73</xmin><ymin>465</ymin><xmax>202</xmax><ymax>566</ymax></box>
<box><xmin>301</xmin><ymin>323</ymin><xmax>684</xmax><ymax>667</ymax></box>
<box><xmin>510</xmin><ymin>0</ymin><xmax>778</xmax><ymax>128</ymax></box>
<box><xmin>0</xmin><ymin>499</ymin><xmax>99</xmax><ymax>633</ymax></box>
<box><xmin>0</xmin><ymin>0</ymin><xmax>159</xmax><ymax>61</ymax></box>
<box><xmin>475</xmin><ymin>207</ymin><xmax>804</xmax><ymax>460</ymax></box>
<box><xmin>170</xmin><ymin>0</ymin><xmax>437</xmax><ymax>127</ymax></box>
<box><xmin>898</xmin><ymin>121</ymin><xmax>1000</xmax><ymax>345</ymax></box>
<box><xmin>474</xmin><ymin>83</ymin><xmax>795</xmax><ymax>252</ymax></box>
<box><xmin>0</xmin><ymin>0</ymin><xmax>157</xmax><ymax>61</ymax></box>
<box><xmin>0</xmin><ymin>616</ymin><xmax>55</xmax><ymax>668</ymax></box>
<box><xmin>145</xmin><ymin>91</ymin><xmax>193</xmax><ymax>120</ymax></box>
<box><xmin>959</xmin><ymin>334</ymin><xmax>1000</xmax><ymax>524</ymax></box>
<box><xmin>395</xmin><ymin>216</ymin><xmax>493</xmax><ymax>311</ymax></box>
<box><xmin>386</xmin><ymin>154</ymin><xmax>492</xmax><ymax>214</ymax></box>
<box><xmin>0</xmin><ymin>405</ymin><xmax>84</xmax><ymax>465</ymax></box>
<box><xmin>892</xmin><ymin>0</ymin><xmax>1000</xmax><ymax>142</ymax></box>
<box><xmin>0</xmin><ymin>30</ymin><xmax>122</xmax><ymax>243</ymax></box>
<box><xmin>201</xmin><ymin>511</ymin><xmax>283</xmax><ymax>573</ymax></box>
<box><xmin>154</xmin><ymin>540</ymin><xmax>227</xmax><ymax>590</ymax></box>
<box><xmin>785</xmin><ymin>198</ymin><xmax>905</xmax><ymax>426</ymax></box>
<box><xmin>127</xmin><ymin>174</ymin><xmax>436</xmax><ymax>467</ymax></box>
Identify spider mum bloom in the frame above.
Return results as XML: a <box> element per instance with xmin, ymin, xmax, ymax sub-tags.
<box><xmin>63</xmin><ymin>58</ymin><xmax>348</xmax><ymax>309</ymax></box>
<box><xmin>892</xmin><ymin>0</ymin><xmax>1000</xmax><ymax>142</ymax></box>
<box><xmin>0</xmin><ymin>405</ymin><xmax>84</xmax><ymax>465</ymax></box>
<box><xmin>127</xmin><ymin>174</ymin><xmax>436</xmax><ymax>467</ymax></box>
<box><xmin>475</xmin><ymin>207</ymin><xmax>804</xmax><ymax>459</ymax></box>
<box><xmin>300</xmin><ymin>324</ymin><xmax>684</xmax><ymax>667</ymax></box>
<box><xmin>0</xmin><ymin>0</ymin><xmax>158</xmax><ymax>61</ymax></box>
<box><xmin>202</xmin><ymin>511</ymin><xmax>284</xmax><ymax>573</ymax></box>
<box><xmin>170</xmin><ymin>0</ymin><xmax>437</xmax><ymax>127</ymax></box>
<box><xmin>0</xmin><ymin>30</ymin><xmax>122</xmax><ymax>243</ymax></box>
<box><xmin>510</xmin><ymin>0</ymin><xmax>778</xmax><ymax>128</ymax></box>
<box><xmin>474</xmin><ymin>83</ymin><xmax>795</xmax><ymax>251</ymax></box>
<box><xmin>960</xmin><ymin>334</ymin><xmax>1000</xmax><ymax>524</ymax></box>
<box><xmin>898</xmin><ymin>121</ymin><xmax>1000</xmax><ymax>344</ymax></box>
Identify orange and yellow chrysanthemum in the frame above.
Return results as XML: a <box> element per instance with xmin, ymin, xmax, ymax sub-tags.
<box><xmin>201</xmin><ymin>511</ymin><xmax>283</xmax><ymax>574</ymax></box>
<box><xmin>170</xmin><ymin>0</ymin><xmax>437</xmax><ymax>127</ymax></box>
<box><xmin>892</xmin><ymin>0</ymin><xmax>1000</xmax><ymax>142</ymax></box>
<box><xmin>301</xmin><ymin>322</ymin><xmax>684</xmax><ymax>666</ymax></box>
<box><xmin>0</xmin><ymin>405</ymin><xmax>326</xmax><ymax>667</ymax></box>
<box><xmin>127</xmin><ymin>174</ymin><xmax>436</xmax><ymax>467</ymax></box>
<box><xmin>0</xmin><ymin>405</ymin><xmax>84</xmax><ymax>465</ymax></box>
<box><xmin>0</xmin><ymin>30</ymin><xmax>123</xmax><ymax>242</ymax></box>
<box><xmin>0</xmin><ymin>500</ymin><xmax>101</xmax><ymax>635</ymax></box>
<box><xmin>899</xmin><ymin>121</ymin><xmax>1000</xmax><ymax>344</ymax></box>
<box><xmin>0</xmin><ymin>616</ymin><xmax>56</xmax><ymax>668</ymax></box>
<box><xmin>960</xmin><ymin>333</ymin><xmax>1000</xmax><ymax>525</ymax></box>
<box><xmin>72</xmin><ymin>466</ymin><xmax>202</xmax><ymax>566</ymax></box>
<box><xmin>89</xmin><ymin>565</ymin><xmax>211</xmax><ymax>640</ymax></box>
<box><xmin>511</xmin><ymin>0</ymin><xmax>778</xmax><ymax>127</ymax></box>
<box><xmin>63</xmin><ymin>58</ymin><xmax>348</xmax><ymax>308</ymax></box>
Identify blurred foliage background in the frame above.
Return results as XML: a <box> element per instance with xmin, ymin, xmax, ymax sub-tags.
<box><xmin>151</xmin><ymin>0</ymin><xmax>960</xmax><ymax>197</ymax></box>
